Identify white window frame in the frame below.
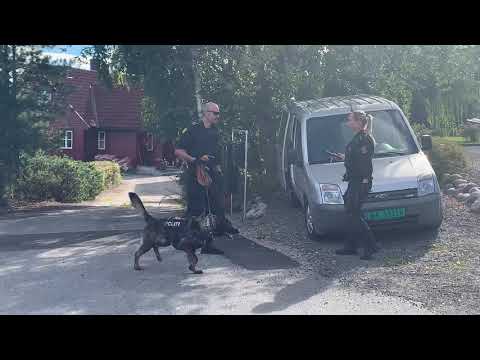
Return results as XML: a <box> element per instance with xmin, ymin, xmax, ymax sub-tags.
<box><xmin>98</xmin><ymin>131</ymin><xmax>106</xmax><ymax>150</ymax></box>
<box><xmin>61</xmin><ymin>130</ymin><xmax>73</xmax><ymax>149</ymax></box>
<box><xmin>146</xmin><ymin>133</ymin><xmax>154</xmax><ymax>152</ymax></box>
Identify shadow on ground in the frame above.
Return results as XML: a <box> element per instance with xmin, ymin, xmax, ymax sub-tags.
<box><xmin>244</xmin><ymin>194</ymin><xmax>440</xmax><ymax>314</ymax></box>
<box><xmin>0</xmin><ymin>230</ymin><xmax>141</xmax><ymax>251</ymax></box>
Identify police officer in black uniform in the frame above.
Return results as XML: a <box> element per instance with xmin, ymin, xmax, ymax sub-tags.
<box><xmin>174</xmin><ymin>102</ymin><xmax>239</xmax><ymax>255</ymax></box>
<box><xmin>333</xmin><ymin>110</ymin><xmax>378</xmax><ymax>260</ymax></box>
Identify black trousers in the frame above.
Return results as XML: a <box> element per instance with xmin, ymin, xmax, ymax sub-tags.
<box><xmin>185</xmin><ymin>168</ymin><xmax>226</xmax><ymax>226</ymax></box>
<box><xmin>343</xmin><ymin>181</ymin><xmax>376</xmax><ymax>254</ymax></box>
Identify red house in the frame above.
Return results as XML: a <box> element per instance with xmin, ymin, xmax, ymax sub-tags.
<box><xmin>51</xmin><ymin>63</ymin><xmax>172</xmax><ymax>169</ymax></box>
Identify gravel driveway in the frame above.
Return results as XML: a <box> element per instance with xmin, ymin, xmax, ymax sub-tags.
<box><xmin>234</xmin><ymin>192</ymin><xmax>480</xmax><ymax>315</ymax></box>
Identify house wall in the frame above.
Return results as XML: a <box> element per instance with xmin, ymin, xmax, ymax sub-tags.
<box><xmin>95</xmin><ymin>129</ymin><xmax>139</xmax><ymax>168</ymax></box>
<box><xmin>60</xmin><ymin>128</ymin><xmax>86</xmax><ymax>161</ymax></box>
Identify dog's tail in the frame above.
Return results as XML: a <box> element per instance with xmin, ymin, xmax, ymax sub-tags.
<box><xmin>129</xmin><ymin>192</ymin><xmax>154</xmax><ymax>223</ymax></box>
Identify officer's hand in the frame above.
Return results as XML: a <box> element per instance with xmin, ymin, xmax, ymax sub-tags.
<box><xmin>199</xmin><ymin>155</ymin><xmax>210</xmax><ymax>162</ymax></box>
<box><xmin>335</xmin><ymin>153</ymin><xmax>345</xmax><ymax>161</ymax></box>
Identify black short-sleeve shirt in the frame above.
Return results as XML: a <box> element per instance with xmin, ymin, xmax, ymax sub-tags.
<box><xmin>176</xmin><ymin>122</ymin><xmax>222</xmax><ymax>165</ymax></box>
<box><xmin>344</xmin><ymin>130</ymin><xmax>374</xmax><ymax>182</ymax></box>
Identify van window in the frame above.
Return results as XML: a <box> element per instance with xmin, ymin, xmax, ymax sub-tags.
<box><xmin>307</xmin><ymin>110</ymin><xmax>418</xmax><ymax>164</ymax></box>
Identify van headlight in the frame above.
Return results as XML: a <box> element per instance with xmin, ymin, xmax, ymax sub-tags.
<box><xmin>319</xmin><ymin>184</ymin><xmax>344</xmax><ymax>204</ymax></box>
<box><xmin>418</xmin><ymin>175</ymin><xmax>436</xmax><ymax>196</ymax></box>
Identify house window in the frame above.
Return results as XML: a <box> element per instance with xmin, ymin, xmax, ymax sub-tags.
<box><xmin>98</xmin><ymin>131</ymin><xmax>106</xmax><ymax>150</ymax></box>
<box><xmin>61</xmin><ymin>130</ymin><xmax>73</xmax><ymax>149</ymax></box>
<box><xmin>146</xmin><ymin>133</ymin><xmax>154</xmax><ymax>151</ymax></box>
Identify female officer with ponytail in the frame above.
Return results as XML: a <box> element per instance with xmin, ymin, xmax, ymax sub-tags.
<box><xmin>333</xmin><ymin>111</ymin><xmax>378</xmax><ymax>260</ymax></box>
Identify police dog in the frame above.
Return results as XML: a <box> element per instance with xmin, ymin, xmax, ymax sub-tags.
<box><xmin>128</xmin><ymin>192</ymin><xmax>209</xmax><ymax>274</ymax></box>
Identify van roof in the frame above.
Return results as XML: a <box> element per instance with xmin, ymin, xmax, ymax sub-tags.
<box><xmin>290</xmin><ymin>94</ymin><xmax>397</xmax><ymax>116</ymax></box>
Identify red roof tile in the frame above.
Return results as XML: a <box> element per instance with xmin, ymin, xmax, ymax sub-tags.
<box><xmin>94</xmin><ymin>85</ymin><xmax>144</xmax><ymax>129</ymax></box>
<box><xmin>52</xmin><ymin>68</ymin><xmax>143</xmax><ymax>130</ymax></box>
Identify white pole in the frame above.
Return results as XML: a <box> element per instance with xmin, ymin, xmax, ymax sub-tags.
<box><xmin>230</xmin><ymin>129</ymin><xmax>234</xmax><ymax>218</ymax></box>
<box><xmin>243</xmin><ymin>130</ymin><xmax>248</xmax><ymax>222</ymax></box>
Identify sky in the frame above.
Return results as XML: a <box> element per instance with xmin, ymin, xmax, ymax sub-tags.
<box><xmin>41</xmin><ymin>45</ymin><xmax>92</xmax><ymax>69</ymax></box>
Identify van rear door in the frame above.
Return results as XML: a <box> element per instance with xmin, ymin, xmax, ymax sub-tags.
<box><xmin>276</xmin><ymin>111</ymin><xmax>291</xmax><ymax>191</ymax></box>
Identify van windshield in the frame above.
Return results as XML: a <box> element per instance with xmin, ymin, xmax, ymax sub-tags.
<box><xmin>307</xmin><ymin>110</ymin><xmax>418</xmax><ymax>164</ymax></box>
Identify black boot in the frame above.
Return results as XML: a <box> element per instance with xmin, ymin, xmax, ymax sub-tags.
<box><xmin>201</xmin><ymin>235</ymin><xmax>224</xmax><ymax>255</ymax></box>
<box><xmin>214</xmin><ymin>218</ymin><xmax>239</xmax><ymax>236</ymax></box>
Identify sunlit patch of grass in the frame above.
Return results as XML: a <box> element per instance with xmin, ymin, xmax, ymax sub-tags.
<box><xmin>431</xmin><ymin>243</ymin><xmax>449</xmax><ymax>254</ymax></box>
<box><xmin>383</xmin><ymin>255</ymin><xmax>411</xmax><ymax>267</ymax></box>
<box><xmin>448</xmin><ymin>259</ymin><xmax>468</xmax><ymax>272</ymax></box>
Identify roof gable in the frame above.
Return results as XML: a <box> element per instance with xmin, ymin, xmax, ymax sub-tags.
<box><xmin>53</xmin><ymin>68</ymin><xmax>143</xmax><ymax>130</ymax></box>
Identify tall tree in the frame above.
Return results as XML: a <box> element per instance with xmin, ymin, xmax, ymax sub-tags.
<box><xmin>0</xmin><ymin>45</ymin><xmax>67</xmax><ymax>204</ymax></box>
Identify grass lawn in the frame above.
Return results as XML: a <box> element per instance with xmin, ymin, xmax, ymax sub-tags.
<box><xmin>433</xmin><ymin>136</ymin><xmax>480</xmax><ymax>145</ymax></box>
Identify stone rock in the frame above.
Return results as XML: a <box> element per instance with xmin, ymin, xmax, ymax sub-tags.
<box><xmin>453</xmin><ymin>179</ymin><xmax>468</xmax><ymax>187</ymax></box>
<box><xmin>469</xmin><ymin>187</ymin><xmax>480</xmax><ymax>194</ymax></box>
<box><xmin>456</xmin><ymin>183</ymin><xmax>468</xmax><ymax>190</ymax></box>
<box><xmin>456</xmin><ymin>193</ymin><xmax>470</xmax><ymax>202</ymax></box>
<box><xmin>449</xmin><ymin>174</ymin><xmax>462</xmax><ymax>181</ymax></box>
<box><xmin>465</xmin><ymin>196</ymin><xmax>478</xmax><ymax>206</ymax></box>
<box><xmin>446</xmin><ymin>188</ymin><xmax>457</xmax><ymax>196</ymax></box>
<box><xmin>246</xmin><ymin>201</ymin><xmax>267</xmax><ymax>219</ymax></box>
<box><xmin>462</xmin><ymin>183</ymin><xmax>478</xmax><ymax>193</ymax></box>
<box><xmin>443</xmin><ymin>183</ymin><xmax>454</xmax><ymax>190</ymax></box>
<box><xmin>470</xmin><ymin>199</ymin><xmax>480</xmax><ymax>213</ymax></box>
<box><xmin>470</xmin><ymin>191</ymin><xmax>480</xmax><ymax>199</ymax></box>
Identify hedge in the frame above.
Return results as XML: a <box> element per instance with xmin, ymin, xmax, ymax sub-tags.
<box><xmin>427</xmin><ymin>138</ymin><xmax>468</xmax><ymax>183</ymax></box>
<box><xmin>14</xmin><ymin>151</ymin><xmax>122</xmax><ymax>203</ymax></box>
<box><xmin>91</xmin><ymin>161</ymin><xmax>122</xmax><ymax>190</ymax></box>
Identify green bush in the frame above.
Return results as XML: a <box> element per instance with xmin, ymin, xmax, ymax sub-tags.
<box><xmin>14</xmin><ymin>151</ymin><xmax>105</xmax><ymax>202</ymax></box>
<box><xmin>462</xmin><ymin>126</ymin><xmax>480</xmax><ymax>143</ymax></box>
<box><xmin>427</xmin><ymin>138</ymin><xmax>467</xmax><ymax>183</ymax></box>
<box><xmin>92</xmin><ymin>161</ymin><xmax>122</xmax><ymax>189</ymax></box>
<box><xmin>411</xmin><ymin>123</ymin><xmax>433</xmax><ymax>137</ymax></box>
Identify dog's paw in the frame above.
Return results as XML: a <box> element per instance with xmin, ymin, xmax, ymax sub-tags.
<box><xmin>194</xmin><ymin>269</ymin><xmax>203</xmax><ymax>274</ymax></box>
<box><xmin>134</xmin><ymin>266</ymin><xmax>144</xmax><ymax>271</ymax></box>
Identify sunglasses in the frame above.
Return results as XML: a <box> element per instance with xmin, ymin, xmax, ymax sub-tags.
<box><xmin>208</xmin><ymin>111</ymin><xmax>220</xmax><ymax>116</ymax></box>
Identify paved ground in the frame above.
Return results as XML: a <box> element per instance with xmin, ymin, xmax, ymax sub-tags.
<box><xmin>0</xmin><ymin>174</ymin><xmax>432</xmax><ymax>314</ymax></box>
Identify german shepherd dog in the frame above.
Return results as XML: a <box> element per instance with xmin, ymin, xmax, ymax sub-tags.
<box><xmin>128</xmin><ymin>192</ymin><xmax>209</xmax><ymax>274</ymax></box>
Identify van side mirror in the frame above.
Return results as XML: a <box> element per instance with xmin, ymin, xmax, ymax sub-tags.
<box><xmin>421</xmin><ymin>135</ymin><xmax>432</xmax><ymax>151</ymax></box>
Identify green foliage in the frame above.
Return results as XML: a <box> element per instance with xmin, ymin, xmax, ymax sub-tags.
<box><xmin>462</xmin><ymin>127</ymin><xmax>480</xmax><ymax>143</ymax></box>
<box><xmin>88</xmin><ymin>45</ymin><xmax>480</xmax><ymax>195</ymax></box>
<box><xmin>92</xmin><ymin>161</ymin><xmax>122</xmax><ymax>189</ymax></box>
<box><xmin>0</xmin><ymin>45</ymin><xmax>69</xmax><ymax>203</ymax></box>
<box><xmin>427</xmin><ymin>139</ymin><xmax>467</xmax><ymax>183</ymax></box>
<box><xmin>14</xmin><ymin>151</ymin><xmax>104</xmax><ymax>203</ymax></box>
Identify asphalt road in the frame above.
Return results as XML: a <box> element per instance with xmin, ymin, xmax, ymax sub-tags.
<box><xmin>0</xmin><ymin>175</ymin><xmax>432</xmax><ymax>314</ymax></box>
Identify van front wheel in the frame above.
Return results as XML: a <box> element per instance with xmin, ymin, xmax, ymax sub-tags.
<box><xmin>305</xmin><ymin>201</ymin><xmax>321</xmax><ymax>240</ymax></box>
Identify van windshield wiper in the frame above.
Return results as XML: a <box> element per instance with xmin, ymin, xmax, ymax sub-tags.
<box><xmin>374</xmin><ymin>151</ymin><xmax>409</xmax><ymax>158</ymax></box>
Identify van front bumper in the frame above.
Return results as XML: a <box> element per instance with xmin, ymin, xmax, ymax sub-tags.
<box><xmin>310</xmin><ymin>193</ymin><xmax>443</xmax><ymax>235</ymax></box>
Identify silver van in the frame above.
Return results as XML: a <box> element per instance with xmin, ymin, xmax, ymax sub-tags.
<box><xmin>275</xmin><ymin>95</ymin><xmax>443</xmax><ymax>239</ymax></box>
